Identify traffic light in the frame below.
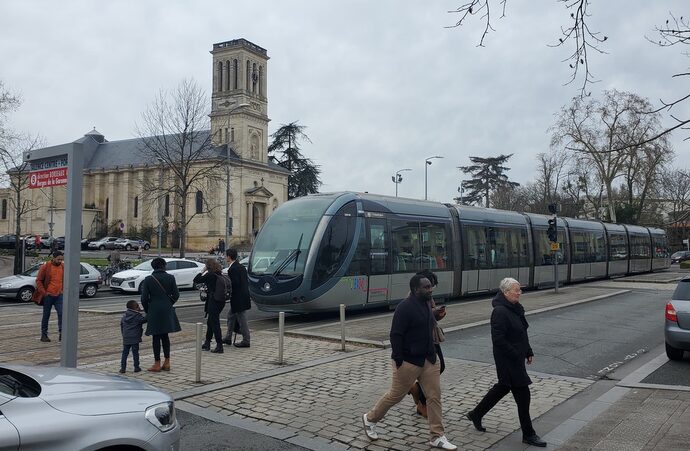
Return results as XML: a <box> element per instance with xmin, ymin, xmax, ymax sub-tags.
<box><xmin>547</xmin><ymin>218</ymin><xmax>557</xmax><ymax>242</ymax></box>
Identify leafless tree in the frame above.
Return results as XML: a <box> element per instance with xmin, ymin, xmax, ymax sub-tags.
<box><xmin>136</xmin><ymin>79</ymin><xmax>225</xmax><ymax>257</ymax></box>
<box><xmin>658</xmin><ymin>168</ymin><xmax>690</xmax><ymax>244</ymax></box>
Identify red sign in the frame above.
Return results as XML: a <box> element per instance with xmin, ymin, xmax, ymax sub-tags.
<box><xmin>29</xmin><ymin>167</ymin><xmax>68</xmax><ymax>189</ymax></box>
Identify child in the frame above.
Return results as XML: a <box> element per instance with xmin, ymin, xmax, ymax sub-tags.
<box><xmin>120</xmin><ymin>300</ymin><xmax>147</xmax><ymax>373</ymax></box>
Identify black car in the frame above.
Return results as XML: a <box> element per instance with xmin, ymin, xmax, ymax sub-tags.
<box><xmin>671</xmin><ymin>250</ymin><xmax>690</xmax><ymax>264</ymax></box>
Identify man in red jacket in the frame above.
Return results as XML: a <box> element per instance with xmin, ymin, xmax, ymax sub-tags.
<box><xmin>34</xmin><ymin>251</ymin><xmax>64</xmax><ymax>342</ymax></box>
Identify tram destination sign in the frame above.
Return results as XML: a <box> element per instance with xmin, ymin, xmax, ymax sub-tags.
<box><xmin>28</xmin><ymin>156</ymin><xmax>68</xmax><ymax>189</ymax></box>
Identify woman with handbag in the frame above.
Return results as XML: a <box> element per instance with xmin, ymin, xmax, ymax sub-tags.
<box><xmin>141</xmin><ymin>257</ymin><xmax>181</xmax><ymax>372</ymax></box>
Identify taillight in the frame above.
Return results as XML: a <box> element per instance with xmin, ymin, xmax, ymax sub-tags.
<box><xmin>666</xmin><ymin>302</ymin><xmax>678</xmax><ymax>322</ymax></box>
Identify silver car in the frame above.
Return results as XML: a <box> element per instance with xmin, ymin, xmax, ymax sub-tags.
<box><xmin>0</xmin><ymin>262</ymin><xmax>102</xmax><ymax>302</ymax></box>
<box><xmin>665</xmin><ymin>277</ymin><xmax>690</xmax><ymax>360</ymax></box>
<box><xmin>0</xmin><ymin>363</ymin><xmax>179</xmax><ymax>450</ymax></box>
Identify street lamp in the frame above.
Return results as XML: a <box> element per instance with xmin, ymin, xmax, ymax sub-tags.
<box><xmin>424</xmin><ymin>156</ymin><xmax>443</xmax><ymax>200</ymax></box>
<box><xmin>391</xmin><ymin>168</ymin><xmax>412</xmax><ymax>197</ymax></box>
<box><xmin>224</xmin><ymin>103</ymin><xmax>250</xmax><ymax>250</ymax></box>
<box><xmin>157</xmin><ymin>158</ymin><xmax>164</xmax><ymax>257</ymax></box>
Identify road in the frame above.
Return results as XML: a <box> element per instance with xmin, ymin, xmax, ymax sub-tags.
<box><xmin>441</xmin><ymin>286</ymin><xmax>670</xmax><ymax>380</ymax></box>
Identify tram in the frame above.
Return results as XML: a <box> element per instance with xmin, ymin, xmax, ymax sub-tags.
<box><xmin>247</xmin><ymin>192</ymin><xmax>670</xmax><ymax>313</ymax></box>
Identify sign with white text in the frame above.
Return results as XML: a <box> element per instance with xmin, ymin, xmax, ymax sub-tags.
<box><xmin>29</xmin><ymin>167</ymin><xmax>68</xmax><ymax>189</ymax></box>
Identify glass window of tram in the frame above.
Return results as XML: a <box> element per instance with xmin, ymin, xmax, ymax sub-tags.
<box><xmin>312</xmin><ymin>202</ymin><xmax>357</xmax><ymax>289</ymax></box>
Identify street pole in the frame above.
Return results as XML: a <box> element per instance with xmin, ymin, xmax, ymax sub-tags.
<box><xmin>424</xmin><ymin>156</ymin><xmax>443</xmax><ymax>200</ymax></box>
<box><xmin>157</xmin><ymin>159</ymin><xmax>163</xmax><ymax>257</ymax></box>
<box><xmin>392</xmin><ymin>168</ymin><xmax>412</xmax><ymax>197</ymax></box>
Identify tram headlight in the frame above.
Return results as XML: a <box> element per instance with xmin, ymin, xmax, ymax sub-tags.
<box><xmin>262</xmin><ymin>281</ymin><xmax>272</xmax><ymax>292</ymax></box>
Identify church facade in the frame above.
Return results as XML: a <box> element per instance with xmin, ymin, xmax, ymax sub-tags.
<box><xmin>0</xmin><ymin>39</ymin><xmax>288</xmax><ymax>250</ymax></box>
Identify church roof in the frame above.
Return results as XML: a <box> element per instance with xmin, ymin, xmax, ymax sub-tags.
<box><xmin>59</xmin><ymin>130</ymin><xmax>290</xmax><ymax>174</ymax></box>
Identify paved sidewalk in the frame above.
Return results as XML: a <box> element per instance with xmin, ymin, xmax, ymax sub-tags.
<box><xmin>1</xmin><ymin>269</ymin><xmax>688</xmax><ymax>450</ymax></box>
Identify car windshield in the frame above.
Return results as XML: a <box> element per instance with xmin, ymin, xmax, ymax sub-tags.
<box><xmin>132</xmin><ymin>260</ymin><xmax>153</xmax><ymax>271</ymax></box>
<box><xmin>673</xmin><ymin>280</ymin><xmax>690</xmax><ymax>300</ymax></box>
<box><xmin>250</xmin><ymin>196</ymin><xmax>332</xmax><ymax>276</ymax></box>
<box><xmin>21</xmin><ymin>265</ymin><xmax>42</xmax><ymax>277</ymax></box>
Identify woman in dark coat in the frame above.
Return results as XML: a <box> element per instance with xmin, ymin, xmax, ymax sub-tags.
<box><xmin>465</xmin><ymin>277</ymin><xmax>547</xmax><ymax>448</ymax></box>
<box><xmin>193</xmin><ymin>258</ymin><xmax>226</xmax><ymax>353</ymax></box>
<box><xmin>141</xmin><ymin>257</ymin><xmax>181</xmax><ymax>372</ymax></box>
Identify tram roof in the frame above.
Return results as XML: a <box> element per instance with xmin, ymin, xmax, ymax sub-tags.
<box><xmin>624</xmin><ymin>224</ymin><xmax>651</xmax><ymax>235</ymax></box>
<box><xmin>314</xmin><ymin>192</ymin><xmax>453</xmax><ymax>218</ymax></box>
<box><xmin>453</xmin><ymin>204</ymin><xmax>528</xmax><ymax>225</ymax></box>
<box><xmin>562</xmin><ymin>217</ymin><xmax>605</xmax><ymax>231</ymax></box>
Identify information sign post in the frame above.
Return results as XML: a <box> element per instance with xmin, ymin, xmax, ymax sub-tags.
<box><xmin>24</xmin><ymin>142</ymin><xmax>83</xmax><ymax>368</ymax></box>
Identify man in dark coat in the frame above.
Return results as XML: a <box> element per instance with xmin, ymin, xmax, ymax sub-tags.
<box><xmin>465</xmin><ymin>277</ymin><xmax>547</xmax><ymax>448</ymax></box>
<box><xmin>362</xmin><ymin>274</ymin><xmax>457</xmax><ymax>451</ymax></box>
<box><xmin>223</xmin><ymin>248</ymin><xmax>251</xmax><ymax>347</ymax></box>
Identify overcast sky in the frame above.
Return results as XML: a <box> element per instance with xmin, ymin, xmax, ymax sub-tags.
<box><xmin>2</xmin><ymin>1</ymin><xmax>688</xmax><ymax>203</ymax></box>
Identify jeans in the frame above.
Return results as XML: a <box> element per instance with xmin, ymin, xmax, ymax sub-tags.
<box><xmin>41</xmin><ymin>294</ymin><xmax>63</xmax><ymax>336</ymax></box>
<box><xmin>120</xmin><ymin>343</ymin><xmax>140</xmax><ymax>370</ymax></box>
<box><xmin>226</xmin><ymin>309</ymin><xmax>250</xmax><ymax>344</ymax></box>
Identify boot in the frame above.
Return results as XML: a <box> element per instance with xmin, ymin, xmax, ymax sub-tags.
<box><xmin>40</xmin><ymin>334</ymin><xmax>51</xmax><ymax>342</ymax></box>
<box><xmin>147</xmin><ymin>361</ymin><xmax>161</xmax><ymax>372</ymax></box>
<box><xmin>211</xmin><ymin>344</ymin><xmax>224</xmax><ymax>353</ymax></box>
<box><xmin>161</xmin><ymin>358</ymin><xmax>171</xmax><ymax>371</ymax></box>
<box><xmin>201</xmin><ymin>341</ymin><xmax>211</xmax><ymax>351</ymax></box>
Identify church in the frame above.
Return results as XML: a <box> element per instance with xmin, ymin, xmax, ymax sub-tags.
<box><xmin>0</xmin><ymin>39</ymin><xmax>289</xmax><ymax>250</ymax></box>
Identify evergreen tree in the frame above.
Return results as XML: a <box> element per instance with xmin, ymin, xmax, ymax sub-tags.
<box><xmin>268</xmin><ymin>121</ymin><xmax>321</xmax><ymax>199</ymax></box>
<box><xmin>458</xmin><ymin>154</ymin><xmax>520</xmax><ymax>208</ymax></box>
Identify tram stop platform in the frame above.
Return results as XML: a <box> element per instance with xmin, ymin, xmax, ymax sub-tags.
<box><xmin>0</xmin><ymin>261</ymin><xmax>689</xmax><ymax>450</ymax></box>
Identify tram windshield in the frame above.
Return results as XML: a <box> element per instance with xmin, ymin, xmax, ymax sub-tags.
<box><xmin>250</xmin><ymin>196</ymin><xmax>332</xmax><ymax>277</ymax></box>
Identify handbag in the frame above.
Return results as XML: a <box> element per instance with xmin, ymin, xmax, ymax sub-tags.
<box><xmin>433</xmin><ymin>324</ymin><xmax>445</xmax><ymax>343</ymax></box>
<box><xmin>150</xmin><ymin>275</ymin><xmax>177</xmax><ymax>304</ymax></box>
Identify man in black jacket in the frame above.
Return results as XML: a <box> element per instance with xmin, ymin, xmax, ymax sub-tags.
<box><xmin>223</xmin><ymin>248</ymin><xmax>251</xmax><ymax>347</ymax></box>
<box><xmin>362</xmin><ymin>274</ymin><xmax>457</xmax><ymax>451</ymax></box>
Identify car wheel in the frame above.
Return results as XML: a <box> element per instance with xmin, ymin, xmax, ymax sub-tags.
<box><xmin>666</xmin><ymin>342</ymin><xmax>685</xmax><ymax>361</ymax></box>
<box><xmin>99</xmin><ymin>245</ymin><xmax>106</xmax><ymax>250</ymax></box>
<box><xmin>82</xmin><ymin>283</ymin><xmax>98</xmax><ymax>298</ymax></box>
<box><xmin>144</xmin><ymin>244</ymin><xmax>150</xmax><ymax>250</ymax></box>
<box><xmin>17</xmin><ymin>286</ymin><xmax>34</xmax><ymax>302</ymax></box>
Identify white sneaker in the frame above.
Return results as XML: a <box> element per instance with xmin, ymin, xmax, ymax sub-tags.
<box><xmin>430</xmin><ymin>435</ymin><xmax>457</xmax><ymax>450</ymax></box>
<box><xmin>362</xmin><ymin>413</ymin><xmax>378</xmax><ymax>440</ymax></box>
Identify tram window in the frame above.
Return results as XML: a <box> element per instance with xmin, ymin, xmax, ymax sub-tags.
<box><xmin>506</xmin><ymin>228</ymin><xmax>528</xmax><ymax>267</ymax></box>
<box><xmin>312</xmin><ymin>206</ymin><xmax>357</xmax><ymax>289</ymax></box>
<box><xmin>345</xmin><ymin>224</ymin><xmax>369</xmax><ymax>276</ymax></box>
<box><xmin>463</xmin><ymin>224</ymin><xmax>489</xmax><ymax>270</ymax></box>
<box><xmin>571</xmin><ymin>231</ymin><xmax>605</xmax><ymax>263</ymax></box>
<box><xmin>391</xmin><ymin>220</ymin><xmax>420</xmax><ymax>273</ymax></box>
<box><xmin>630</xmin><ymin>234</ymin><xmax>651</xmax><ymax>258</ymax></box>
<box><xmin>652</xmin><ymin>235</ymin><xmax>668</xmax><ymax>258</ymax></box>
<box><xmin>420</xmin><ymin>222</ymin><xmax>448</xmax><ymax>270</ymax></box>
<box><xmin>534</xmin><ymin>228</ymin><xmax>565</xmax><ymax>265</ymax></box>
<box><xmin>608</xmin><ymin>233</ymin><xmax>628</xmax><ymax>260</ymax></box>
<box><xmin>369</xmin><ymin>220</ymin><xmax>388</xmax><ymax>274</ymax></box>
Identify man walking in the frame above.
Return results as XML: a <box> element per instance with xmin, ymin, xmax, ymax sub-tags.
<box><xmin>223</xmin><ymin>248</ymin><xmax>251</xmax><ymax>347</ymax></box>
<box><xmin>33</xmin><ymin>251</ymin><xmax>64</xmax><ymax>342</ymax></box>
<box><xmin>362</xmin><ymin>274</ymin><xmax>457</xmax><ymax>450</ymax></box>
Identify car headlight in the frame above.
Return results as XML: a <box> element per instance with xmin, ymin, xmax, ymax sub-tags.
<box><xmin>145</xmin><ymin>401</ymin><xmax>176</xmax><ymax>432</ymax></box>
<box><xmin>122</xmin><ymin>276</ymin><xmax>139</xmax><ymax>282</ymax></box>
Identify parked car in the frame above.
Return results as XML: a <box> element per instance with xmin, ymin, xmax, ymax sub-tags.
<box><xmin>0</xmin><ymin>262</ymin><xmax>102</xmax><ymax>302</ymax></box>
<box><xmin>53</xmin><ymin>236</ymin><xmax>65</xmax><ymax>250</ymax></box>
<box><xmin>110</xmin><ymin>257</ymin><xmax>205</xmax><ymax>293</ymax></box>
<box><xmin>0</xmin><ymin>234</ymin><xmax>17</xmax><ymax>249</ymax></box>
<box><xmin>0</xmin><ymin>363</ymin><xmax>180</xmax><ymax>450</ymax></box>
<box><xmin>88</xmin><ymin>236</ymin><xmax>120</xmax><ymax>250</ymax></box>
<box><xmin>665</xmin><ymin>276</ymin><xmax>690</xmax><ymax>360</ymax></box>
<box><xmin>671</xmin><ymin>250</ymin><xmax>690</xmax><ymax>264</ymax></box>
<box><xmin>115</xmin><ymin>237</ymin><xmax>151</xmax><ymax>251</ymax></box>
<box><xmin>24</xmin><ymin>234</ymin><xmax>53</xmax><ymax>250</ymax></box>
<box><xmin>81</xmin><ymin>238</ymin><xmax>92</xmax><ymax>250</ymax></box>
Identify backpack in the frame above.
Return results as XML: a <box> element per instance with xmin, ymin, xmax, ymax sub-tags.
<box><xmin>213</xmin><ymin>274</ymin><xmax>232</xmax><ymax>302</ymax></box>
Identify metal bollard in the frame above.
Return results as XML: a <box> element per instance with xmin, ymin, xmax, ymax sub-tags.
<box><xmin>340</xmin><ymin>304</ymin><xmax>346</xmax><ymax>351</ymax></box>
<box><xmin>278</xmin><ymin>311</ymin><xmax>285</xmax><ymax>365</ymax></box>
<box><xmin>195</xmin><ymin>322</ymin><xmax>202</xmax><ymax>383</ymax></box>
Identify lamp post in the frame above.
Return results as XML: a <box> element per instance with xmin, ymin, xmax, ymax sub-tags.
<box><xmin>391</xmin><ymin>168</ymin><xmax>412</xmax><ymax>197</ymax></box>
<box><xmin>157</xmin><ymin>158</ymin><xmax>164</xmax><ymax>257</ymax></box>
<box><xmin>424</xmin><ymin>156</ymin><xmax>443</xmax><ymax>200</ymax></box>
<box><xmin>224</xmin><ymin>103</ymin><xmax>250</xmax><ymax>251</ymax></box>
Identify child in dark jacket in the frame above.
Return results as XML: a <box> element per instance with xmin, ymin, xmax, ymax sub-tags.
<box><xmin>120</xmin><ymin>300</ymin><xmax>147</xmax><ymax>373</ymax></box>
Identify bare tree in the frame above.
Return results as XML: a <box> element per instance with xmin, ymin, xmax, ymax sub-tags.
<box><xmin>658</xmin><ymin>168</ymin><xmax>690</xmax><ymax>246</ymax></box>
<box><xmin>0</xmin><ymin>134</ymin><xmax>44</xmax><ymax>273</ymax></box>
<box><xmin>551</xmin><ymin>90</ymin><xmax>670</xmax><ymax>222</ymax></box>
<box><xmin>136</xmin><ymin>79</ymin><xmax>225</xmax><ymax>257</ymax></box>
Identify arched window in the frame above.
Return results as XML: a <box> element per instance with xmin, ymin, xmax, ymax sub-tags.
<box><xmin>164</xmin><ymin>195</ymin><xmax>170</xmax><ymax>217</ymax></box>
<box><xmin>225</xmin><ymin>60</ymin><xmax>231</xmax><ymax>91</ymax></box>
<box><xmin>217</xmin><ymin>61</ymin><xmax>223</xmax><ymax>92</ymax></box>
<box><xmin>231</xmin><ymin>127</ymin><xmax>235</xmax><ymax>142</ymax></box>
<box><xmin>105</xmin><ymin>198</ymin><xmax>109</xmax><ymax>220</ymax></box>
<box><xmin>252</xmin><ymin>63</ymin><xmax>257</xmax><ymax>93</ymax></box>
<box><xmin>1</xmin><ymin>199</ymin><xmax>6</xmax><ymax>220</ymax></box>
<box><xmin>134</xmin><ymin>196</ymin><xmax>138</xmax><ymax>218</ymax></box>
<box><xmin>258</xmin><ymin>66</ymin><xmax>263</xmax><ymax>96</ymax></box>
<box><xmin>195</xmin><ymin>191</ymin><xmax>203</xmax><ymax>214</ymax></box>
<box><xmin>233</xmin><ymin>59</ymin><xmax>238</xmax><ymax>89</ymax></box>
<box><xmin>246</xmin><ymin>60</ymin><xmax>251</xmax><ymax>91</ymax></box>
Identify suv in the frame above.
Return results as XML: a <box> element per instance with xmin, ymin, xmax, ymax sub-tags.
<box><xmin>114</xmin><ymin>237</ymin><xmax>151</xmax><ymax>251</ymax></box>
<box><xmin>665</xmin><ymin>277</ymin><xmax>690</xmax><ymax>360</ymax></box>
<box><xmin>671</xmin><ymin>250</ymin><xmax>690</xmax><ymax>264</ymax></box>
<box><xmin>88</xmin><ymin>236</ymin><xmax>120</xmax><ymax>250</ymax></box>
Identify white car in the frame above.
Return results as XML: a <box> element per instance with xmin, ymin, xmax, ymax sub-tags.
<box><xmin>0</xmin><ymin>363</ymin><xmax>179</xmax><ymax>450</ymax></box>
<box><xmin>110</xmin><ymin>258</ymin><xmax>205</xmax><ymax>293</ymax></box>
<box><xmin>0</xmin><ymin>262</ymin><xmax>102</xmax><ymax>302</ymax></box>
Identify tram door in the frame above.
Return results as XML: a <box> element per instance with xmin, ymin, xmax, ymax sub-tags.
<box><xmin>367</xmin><ymin>218</ymin><xmax>390</xmax><ymax>304</ymax></box>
